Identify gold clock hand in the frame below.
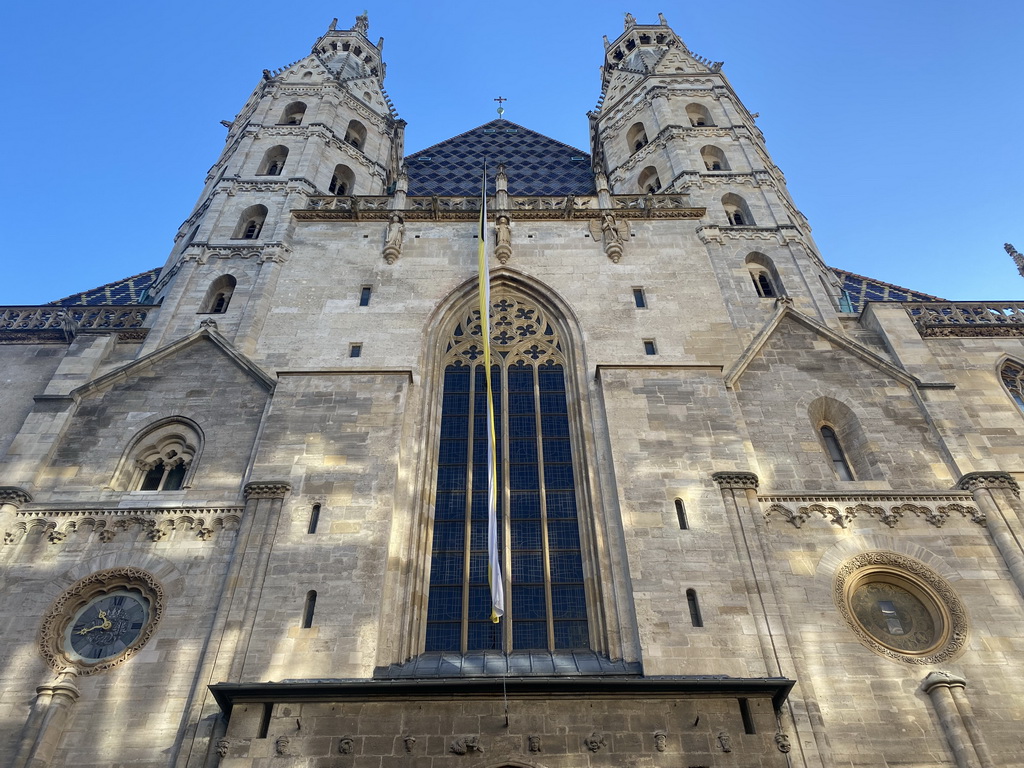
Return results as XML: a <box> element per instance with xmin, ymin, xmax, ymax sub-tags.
<box><xmin>76</xmin><ymin>610</ymin><xmax>112</xmax><ymax>635</ymax></box>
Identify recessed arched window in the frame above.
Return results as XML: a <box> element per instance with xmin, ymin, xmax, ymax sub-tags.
<box><xmin>278</xmin><ymin>101</ymin><xmax>306</xmax><ymax>125</ymax></box>
<box><xmin>686</xmin><ymin>103</ymin><xmax>714</xmax><ymax>127</ymax></box>
<box><xmin>257</xmin><ymin>145</ymin><xmax>289</xmax><ymax>176</ymax></box>
<box><xmin>722</xmin><ymin>193</ymin><xmax>754</xmax><ymax>227</ymax></box>
<box><xmin>745</xmin><ymin>253</ymin><xmax>782</xmax><ymax>298</ymax></box>
<box><xmin>344</xmin><ymin>119</ymin><xmax>367</xmax><ymax>150</ymax></box>
<box><xmin>200</xmin><ymin>274</ymin><xmax>237</xmax><ymax>314</ymax></box>
<box><xmin>233</xmin><ymin>204</ymin><xmax>268</xmax><ymax>240</ymax></box>
<box><xmin>328</xmin><ymin>163</ymin><xmax>355</xmax><ymax>195</ymax></box>
<box><xmin>1000</xmin><ymin>360</ymin><xmax>1024</xmax><ymax>412</ymax></box>
<box><xmin>820</xmin><ymin>425</ymin><xmax>854</xmax><ymax>481</ymax></box>
<box><xmin>686</xmin><ymin>589</ymin><xmax>703</xmax><ymax>627</ymax></box>
<box><xmin>426</xmin><ymin>292</ymin><xmax>589</xmax><ymax>653</ymax></box>
<box><xmin>302</xmin><ymin>591</ymin><xmax>317</xmax><ymax>628</ymax></box>
<box><xmin>700</xmin><ymin>145</ymin><xmax>729</xmax><ymax>171</ymax></box>
<box><xmin>674</xmin><ymin>498</ymin><xmax>688</xmax><ymax>530</ymax></box>
<box><xmin>308</xmin><ymin>504</ymin><xmax>321</xmax><ymax>534</ymax></box>
<box><xmin>627</xmin><ymin>122</ymin><xmax>649</xmax><ymax>153</ymax></box>
<box><xmin>116</xmin><ymin>418</ymin><xmax>203</xmax><ymax>492</ymax></box>
<box><xmin>638</xmin><ymin>166</ymin><xmax>661</xmax><ymax>194</ymax></box>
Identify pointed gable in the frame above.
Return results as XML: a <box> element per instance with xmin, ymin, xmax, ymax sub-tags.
<box><xmin>404</xmin><ymin>120</ymin><xmax>595</xmax><ymax>196</ymax></box>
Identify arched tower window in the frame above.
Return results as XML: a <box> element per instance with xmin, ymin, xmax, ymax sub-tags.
<box><xmin>426</xmin><ymin>294</ymin><xmax>589</xmax><ymax>653</ymax></box>
<box><xmin>200</xmin><ymin>274</ymin><xmax>237</xmax><ymax>314</ymax></box>
<box><xmin>344</xmin><ymin>120</ymin><xmax>367</xmax><ymax>150</ymax></box>
<box><xmin>1000</xmin><ymin>360</ymin><xmax>1024</xmax><ymax>412</ymax></box>
<box><xmin>115</xmin><ymin>418</ymin><xmax>203</xmax><ymax>492</ymax></box>
<box><xmin>819</xmin><ymin>425</ymin><xmax>854</xmax><ymax>481</ymax></box>
<box><xmin>700</xmin><ymin>145</ymin><xmax>729</xmax><ymax>171</ymax></box>
<box><xmin>279</xmin><ymin>101</ymin><xmax>307</xmax><ymax>125</ymax></box>
<box><xmin>627</xmin><ymin>122</ymin><xmax>649</xmax><ymax>153</ymax></box>
<box><xmin>257</xmin><ymin>145</ymin><xmax>289</xmax><ymax>176</ymax></box>
<box><xmin>686</xmin><ymin>103</ymin><xmax>714</xmax><ymax>127</ymax></box>
<box><xmin>233</xmin><ymin>205</ymin><xmax>268</xmax><ymax>240</ymax></box>
<box><xmin>722</xmin><ymin>193</ymin><xmax>754</xmax><ymax>227</ymax></box>
<box><xmin>638</xmin><ymin>166</ymin><xmax>661</xmax><ymax>194</ymax></box>
<box><xmin>328</xmin><ymin>164</ymin><xmax>355</xmax><ymax>195</ymax></box>
<box><xmin>745</xmin><ymin>252</ymin><xmax>782</xmax><ymax>298</ymax></box>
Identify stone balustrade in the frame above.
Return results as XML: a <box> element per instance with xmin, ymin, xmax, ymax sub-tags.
<box><xmin>905</xmin><ymin>301</ymin><xmax>1024</xmax><ymax>337</ymax></box>
<box><xmin>0</xmin><ymin>305</ymin><xmax>154</xmax><ymax>342</ymax></box>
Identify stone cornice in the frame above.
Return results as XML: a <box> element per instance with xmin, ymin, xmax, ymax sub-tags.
<box><xmin>712</xmin><ymin>471</ymin><xmax>759</xmax><ymax>490</ymax></box>
<box><xmin>244</xmin><ymin>482</ymin><xmax>292</xmax><ymax>500</ymax></box>
<box><xmin>957</xmin><ymin>471</ymin><xmax>1020</xmax><ymax>497</ymax></box>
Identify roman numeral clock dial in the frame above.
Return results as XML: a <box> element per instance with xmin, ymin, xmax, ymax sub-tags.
<box><xmin>65</xmin><ymin>590</ymin><xmax>150</xmax><ymax>663</ymax></box>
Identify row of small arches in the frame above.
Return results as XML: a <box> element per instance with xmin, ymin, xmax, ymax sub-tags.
<box><xmin>273</xmin><ymin>100</ymin><xmax>368</xmax><ymax>148</ymax></box>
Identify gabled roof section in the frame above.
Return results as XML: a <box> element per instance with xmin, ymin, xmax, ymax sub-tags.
<box><xmin>50</xmin><ymin>268</ymin><xmax>161</xmax><ymax>306</ymax></box>
<box><xmin>832</xmin><ymin>268</ymin><xmax>942</xmax><ymax>312</ymax></box>
<box><xmin>404</xmin><ymin>120</ymin><xmax>595</xmax><ymax>197</ymax></box>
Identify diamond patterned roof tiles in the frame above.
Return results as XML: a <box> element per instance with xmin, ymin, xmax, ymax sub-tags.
<box><xmin>405</xmin><ymin>120</ymin><xmax>595</xmax><ymax>196</ymax></box>
<box><xmin>832</xmin><ymin>268</ymin><xmax>941</xmax><ymax>313</ymax></box>
<box><xmin>50</xmin><ymin>268</ymin><xmax>161</xmax><ymax>306</ymax></box>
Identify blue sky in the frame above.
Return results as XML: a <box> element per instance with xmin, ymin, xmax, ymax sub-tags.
<box><xmin>2</xmin><ymin>1</ymin><xmax>1022</xmax><ymax>305</ymax></box>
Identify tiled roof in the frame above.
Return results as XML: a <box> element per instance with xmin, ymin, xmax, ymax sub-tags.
<box><xmin>405</xmin><ymin>120</ymin><xmax>595</xmax><ymax>197</ymax></box>
<box><xmin>833</xmin><ymin>268</ymin><xmax>942</xmax><ymax>313</ymax></box>
<box><xmin>50</xmin><ymin>268</ymin><xmax>161</xmax><ymax>306</ymax></box>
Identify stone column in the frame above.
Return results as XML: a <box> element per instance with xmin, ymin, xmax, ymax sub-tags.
<box><xmin>957</xmin><ymin>472</ymin><xmax>1024</xmax><ymax>601</ymax></box>
<box><xmin>949</xmin><ymin>684</ymin><xmax>996</xmax><ymax>768</ymax></box>
<box><xmin>921</xmin><ymin>672</ymin><xmax>981</xmax><ymax>768</ymax></box>
<box><xmin>14</xmin><ymin>668</ymin><xmax>80</xmax><ymax>768</ymax></box>
<box><xmin>0</xmin><ymin>486</ymin><xmax>33</xmax><ymax>513</ymax></box>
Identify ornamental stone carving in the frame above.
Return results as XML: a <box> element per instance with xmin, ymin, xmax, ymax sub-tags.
<box><xmin>244</xmin><ymin>482</ymin><xmax>292</xmax><ymax>500</ymax></box>
<box><xmin>403</xmin><ymin>735</ymin><xmax>416</xmax><ymax>753</ymax></box>
<box><xmin>275</xmin><ymin>735</ymin><xmax>289</xmax><ymax>755</ymax></box>
<box><xmin>449</xmin><ymin>736</ymin><xmax>483</xmax><ymax>755</ymax></box>
<box><xmin>957</xmin><ymin>471</ymin><xmax>1020</xmax><ymax>498</ymax></box>
<box><xmin>653</xmin><ymin>731</ymin><xmax>667</xmax><ymax>752</ymax></box>
<box><xmin>527</xmin><ymin>735</ymin><xmax>541</xmax><ymax>753</ymax></box>
<box><xmin>711</xmin><ymin>471</ymin><xmax>759</xmax><ymax>490</ymax></box>
<box><xmin>584</xmin><ymin>732</ymin><xmax>606</xmax><ymax>752</ymax></box>
<box><xmin>339</xmin><ymin>737</ymin><xmax>354</xmax><ymax>754</ymax></box>
<box><xmin>494</xmin><ymin>215</ymin><xmax>512</xmax><ymax>264</ymax></box>
<box><xmin>717</xmin><ymin>731</ymin><xmax>732</xmax><ymax>752</ymax></box>
<box><xmin>775</xmin><ymin>732</ymin><xmax>791</xmax><ymax>753</ymax></box>
<box><xmin>216</xmin><ymin>739</ymin><xmax>230</xmax><ymax>757</ymax></box>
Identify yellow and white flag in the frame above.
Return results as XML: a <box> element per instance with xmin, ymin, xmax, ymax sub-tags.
<box><xmin>478</xmin><ymin>165</ymin><xmax>504</xmax><ymax>623</ymax></box>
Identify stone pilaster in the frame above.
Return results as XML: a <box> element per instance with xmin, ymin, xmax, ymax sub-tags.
<box><xmin>922</xmin><ymin>672</ymin><xmax>991</xmax><ymax>768</ymax></box>
<box><xmin>957</xmin><ymin>471</ymin><xmax>1024</xmax><ymax>601</ymax></box>
<box><xmin>14</xmin><ymin>668</ymin><xmax>80</xmax><ymax>768</ymax></box>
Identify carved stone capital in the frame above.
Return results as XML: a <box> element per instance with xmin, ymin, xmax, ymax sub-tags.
<box><xmin>711</xmin><ymin>471</ymin><xmax>759</xmax><ymax>490</ymax></box>
<box><xmin>243</xmin><ymin>481</ymin><xmax>292</xmax><ymax>500</ymax></box>
<box><xmin>956</xmin><ymin>471</ymin><xmax>1020</xmax><ymax>497</ymax></box>
<box><xmin>921</xmin><ymin>670</ymin><xmax>967</xmax><ymax>693</ymax></box>
<box><xmin>0</xmin><ymin>486</ymin><xmax>33</xmax><ymax>508</ymax></box>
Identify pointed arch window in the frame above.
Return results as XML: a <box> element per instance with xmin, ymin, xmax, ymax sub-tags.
<box><xmin>1001</xmin><ymin>360</ymin><xmax>1024</xmax><ymax>412</ymax></box>
<box><xmin>426</xmin><ymin>295</ymin><xmax>589</xmax><ymax>653</ymax></box>
<box><xmin>820</xmin><ymin>425</ymin><xmax>854</xmax><ymax>481</ymax></box>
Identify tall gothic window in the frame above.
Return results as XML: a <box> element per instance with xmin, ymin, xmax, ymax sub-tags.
<box><xmin>1001</xmin><ymin>360</ymin><xmax>1024</xmax><ymax>412</ymax></box>
<box><xmin>426</xmin><ymin>295</ymin><xmax>589</xmax><ymax>653</ymax></box>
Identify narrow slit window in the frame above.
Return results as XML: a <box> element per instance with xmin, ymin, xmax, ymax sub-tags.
<box><xmin>820</xmin><ymin>425</ymin><xmax>854</xmax><ymax>481</ymax></box>
<box><xmin>675</xmin><ymin>498</ymin><xmax>688</xmax><ymax>530</ymax></box>
<box><xmin>686</xmin><ymin>588</ymin><xmax>703</xmax><ymax>627</ymax></box>
<box><xmin>350</xmin><ymin>344</ymin><xmax>362</xmax><ymax>358</ymax></box>
<box><xmin>302</xmin><ymin>590</ymin><xmax>317</xmax><ymax>628</ymax></box>
<box><xmin>257</xmin><ymin>703</ymin><xmax>273</xmax><ymax>738</ymax></box>
<box><xmin>633</xmin><ymin>288</ymin><xmax>647</xmax><ymax>308</ymax></box>
<box><xmin>739</xmin><ymin>698</ymin><xmax>756</xmax><ymax>734</ymax></box>
<box><xmin>644</xmin><ymin>339</ymin><xmax>657</xmax><ymax>356</ymax></box>
<box><xmin>308</xmin><ymin>504</ymin><xmax>321</xmax><ymax>534</ymax></box>
<box><xmin>359</xmin><ymin>286</ymin><xmax>372</xmax><ymax>307</ymax></box>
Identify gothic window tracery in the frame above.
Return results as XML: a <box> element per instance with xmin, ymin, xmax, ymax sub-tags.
<box><xmin>118</xmin><ymin>419</ymin><xmax>202</xmax><ymax>492</ymax></box>
<box><xmin>1000</xmin><ymin>360</ymin><xmax>1024</xmax><ymax>412</ymax></box>
<box><xmin>426</xmin><ymin>294</ymin><xmax>589</xmax><ymax>653</ymax></box>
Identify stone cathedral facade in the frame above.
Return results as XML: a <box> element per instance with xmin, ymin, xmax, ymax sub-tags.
<box><xmin>3</xmin><ymin>13</ymin><xmax>1024</xmax><ymax>768</ymax></box>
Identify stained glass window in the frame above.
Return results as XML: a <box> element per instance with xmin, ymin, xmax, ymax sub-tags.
<box><xmin>425</xmin><ymin>295</ymin><xmax>589</xmax><ymax>652</ymax></box>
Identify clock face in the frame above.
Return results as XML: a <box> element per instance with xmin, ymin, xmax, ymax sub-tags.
<box><xmin>65</xmin><ymin>590</ymin><xmax>150</xmax><ymax>662</ymax></box>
